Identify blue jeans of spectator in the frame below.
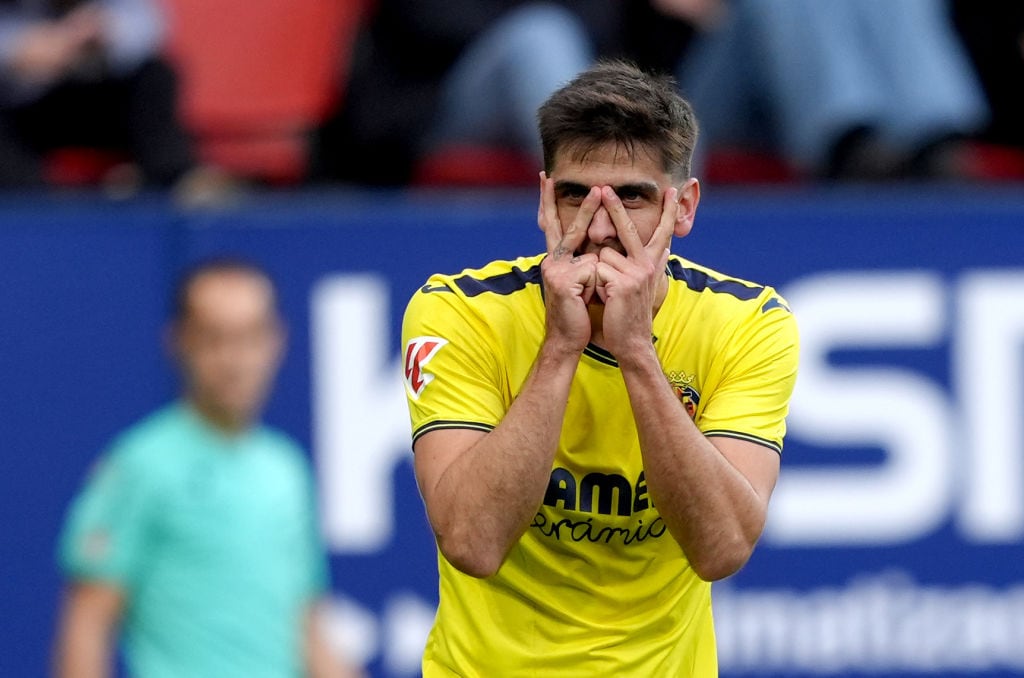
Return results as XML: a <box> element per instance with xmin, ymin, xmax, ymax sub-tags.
<box><xmin>680</xmin><ymin>0</ymin><xmax>989</xmax><ymax>173</ymax></box>
<box><xmin>426</xmin><ymin>3</ymin><xmax>593</xmax><ymax>162</ymax></box>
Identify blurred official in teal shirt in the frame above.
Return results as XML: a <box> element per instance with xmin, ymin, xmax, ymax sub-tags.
<box><xmin>53</xmin><ymin>258</ymin><xmax>360</xmax><ymax>678</ymax></box>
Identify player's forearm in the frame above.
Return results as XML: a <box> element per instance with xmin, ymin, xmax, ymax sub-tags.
<box><xmin>430</xmin><ymin>343</ymin><xmax>580</xmax><ymax>577</ymax></box>
<box><xmin>619</xmin><ymin>351</ymin><xmax>767</xmax><ymax>581</ymax></box>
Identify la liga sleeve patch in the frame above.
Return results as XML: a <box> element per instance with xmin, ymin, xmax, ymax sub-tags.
<box><xmin>404</xmin><ymin>336</ymin><xmax>449</xmax><ymax>400</ymax></box>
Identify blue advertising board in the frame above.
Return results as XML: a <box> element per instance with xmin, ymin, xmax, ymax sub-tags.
<box><xmin>1</xmin><ymin>186</ymin><xmax>1023</xmax><ymax>677</ymax></box>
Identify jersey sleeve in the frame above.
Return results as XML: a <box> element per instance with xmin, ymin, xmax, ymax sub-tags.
<box><xmin>401</xmin><ymin>281</ymin><xmax>507</xmax><ymax>446</ymax></box>
<box><xmin>698</xmin><ymin>294</ymin><xmax>799</xmax><ymax>454</ymax></box>
<box><xmin>57</xmin><ymin>441</ymin><xmax>161</xmax><ymax>588</ymax></box>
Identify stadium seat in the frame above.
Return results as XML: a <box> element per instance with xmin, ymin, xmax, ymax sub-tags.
<box><xmin>703</xmin><ymin>147</ymin><xmax>801</xmax><ymax>185</ymax></box>
<box><xmin>411</xmin><ymin>141</ymin><xmax>1024</xmax><ymax>188</ymax></box>
<box><xmin>413</xmin><ymin>145</ymin><xmax>538</xmax><ymax>187</ymax></box>
<box><xmin>956</xmin><ymin>141</ymin><xmax>1024</xmax><ymax>181</ymax></box>
<box><xmin>43</xmin><ymin>148</ymin><xmax>129</xmax><ymax>187</ymax></box>
<box><xmin>160</xmin><ymin>0</ymin><xmax>367</xmax><ymax>184</ymax></box>
<box><xmin>412</xmin><ymin>144</ymin><xmax>802</xmax><ymax>188</ymax></box>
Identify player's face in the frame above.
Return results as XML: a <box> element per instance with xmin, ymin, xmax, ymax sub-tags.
<box><xmin>548</xmin><ymin>142</ymin><xmax>682</xmax><ymax>257</ymax></box>
<box><xmin>174</xmin><ymin>272</ymin><xmax>284</xmax><ymax>430</ymax></box>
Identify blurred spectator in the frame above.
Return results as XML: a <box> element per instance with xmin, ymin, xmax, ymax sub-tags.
<box><xmin>316</xmin><ymin>1</ymin><xmax>622</xmax><ymax>185</ymax></box>
<box><xmin>672</xmin><ymin>0</ymin><xmax>990</xmax><ymax>180</ymax></box>
<box><xmin>619</xmin><ymin>0</ymin><xmax>699</xmax><ymax>76</ymax></box>
<box><xmin>951</xmin><ymin>1</ymin><xmax>1024</xmax><ymax>150</ymax></box>
<box><xmin>0</xmin><ymin>0</ymin><xmax>229</xmax><ymax>199</ymax></box>
<box><xmin>52</xmin><ymin>259</ymin><xmax>358</xmax><ymax>678</ymax></box>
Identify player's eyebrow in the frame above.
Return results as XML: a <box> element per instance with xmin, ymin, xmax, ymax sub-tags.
<box><xmin>553</xmin><ymin>180</ymin><xmax>660</xmax><ymax>200</ymax></box>
<box><xmin>608</xmin><ymin>182</ymin><xmax>660</xmax><ymax>200</ymax></box>
<box><xmin>553</xmin><ymin>180</ymin><xmax>590</xmax><ymax>197</ymax></box>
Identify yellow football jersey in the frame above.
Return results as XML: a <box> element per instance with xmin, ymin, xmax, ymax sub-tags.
<box><xmin>402</xmin><ymin>252</ymin><xmax>799</xmax><ymax>677</ymax></box>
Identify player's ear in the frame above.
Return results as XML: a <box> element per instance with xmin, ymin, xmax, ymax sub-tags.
<box><xmin>674</xmin><ymin>178</ymin><xmax>700</xmax><ymax>238</ymax></box>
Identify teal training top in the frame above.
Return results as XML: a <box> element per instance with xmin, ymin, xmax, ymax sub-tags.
<box><xmin>58</xmin><ymin>402</ymin><xmax>329</xmax><ymax>678</ymax></box>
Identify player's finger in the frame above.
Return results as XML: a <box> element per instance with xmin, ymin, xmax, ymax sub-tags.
<box><xmin>556</xmin><ymin>186</ymin><xmax>601</xmax><ymax>258</ymax></box>
<box><xmin>594</xmin><ymin>259</ymin><xmax>619</xmax><ymax>303</ymax></box>
<box><xmin>580</xmin><ymin>267</ymin><xmax>597</xmax><ymax>304</ymax></box>
<box><xmin>600</xmin><ymin>186</ymin><xmax>643</xmax><ymax>259</ymax></box>
<box><xmin>539</xmin><ymin>172</ymin><xmax>563</xmax><ymax>255</ymax></box>
<box><xmin>646</xmin><ymin>187</ymin><xmax>678</xmax><ymax>258</ymax></box>
<box><xmin>572</xmin><ymin>253</ymin><xmax>598</xmax><ymax>283</ymax></box>
<box><xmin>657</xmin><ymin>246</ymin><xmax>671</xmax><ymax>274</ymax></box>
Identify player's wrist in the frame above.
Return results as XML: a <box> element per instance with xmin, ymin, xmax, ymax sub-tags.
<box><xmin>538</xmin><ymin>336</ymin><xmax>586</xmax><ymax>364</ymax></box>
<box><xmin>612</xmin><ymin>339</ymin><xmax>661</xmax><ymax>372</ymax></box>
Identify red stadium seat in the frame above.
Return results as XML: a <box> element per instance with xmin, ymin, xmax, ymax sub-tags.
<box><xmin>43</xmin><ymin>148</ymin><xmax>129</xmax><ymax>187</ymax></box>
<box><xmin>414</xmin><ymin>145</ymin><xmax>538</xmax><ymax>187</ymax></box>
<box><xmin>413</xmin><ymin>143</ymin><xmax>802</xmax><ymax>188</ymax></box>
<box><xmin>161</xmin><ymin>0</ymin><xmax>367</xmax><ymax>184</ymax></box>
<box><xmin>703</xmin><ymin>147</ymin><xmax>801</xmax><ymax>185</ymax></box>
<box><xmin>956</xmin><ymin>141</ymin><xmax>1024</xmax><ymax>181</ymax></box>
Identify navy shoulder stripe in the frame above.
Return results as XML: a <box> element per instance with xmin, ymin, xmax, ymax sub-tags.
<box><xmin>667</xmin><ymin>260</ymin><xmax>764</xmax><ymax>301</ymax></box>
<box><xmin>452</xmin><ymin>263</ymin><xmax>543</xmax><ymax>297</ymax></box>
<box><xmin>761</xmin><ymin>297</ymin><xmax>790</xmax><ymax>313</ymax></box>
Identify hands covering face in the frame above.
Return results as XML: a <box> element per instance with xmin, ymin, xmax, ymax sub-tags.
<box><xmin>538</xmin><ymin>171</ymin><xmax>678</xmax><ymax>356</ymax></box>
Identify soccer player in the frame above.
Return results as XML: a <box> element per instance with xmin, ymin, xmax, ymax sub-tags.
<box><xmin>402</xmin><ymin>60</ymin><xmax>799</xmax><ymax>675</ymax></box>
<box><xmin>52</xmin><ymin>259</ymin><xmax>358</xmax><ymax>678</ymax></box>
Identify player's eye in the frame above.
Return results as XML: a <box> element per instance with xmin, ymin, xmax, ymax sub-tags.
<box><xmin>558</xmin><ymin>186</ymin><xmax>589</xmax><ymax>205</ymax></box>
<box><xmin>616</xmin><ymin>189</ymin><xmax>644</xmax><ymax>203</ymax></box>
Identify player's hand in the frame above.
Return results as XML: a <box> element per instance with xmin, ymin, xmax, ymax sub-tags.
<box><xmin>594</xmin><ymin>185</ymin><xmax>677</xmax><ymax>358</ymax></box>
<box><xmin>538</xmin><ymin>171</ymin><xmax>600</xmax><ymax>354</ymax></box>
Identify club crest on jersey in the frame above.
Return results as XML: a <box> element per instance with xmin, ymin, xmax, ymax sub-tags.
<box><xmin>404</xmin><ymin>336</ymin><xmax>448</xmax><ymax>399</ymax></box>
<box><xmin>666</xmin><ymin>370</ymin><xmax>700</xmax><ymax>419</ymax></box>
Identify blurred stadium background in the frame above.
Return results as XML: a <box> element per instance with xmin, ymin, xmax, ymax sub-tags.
<box><xmin>2</xmin><ymin>1</ymin><xmax>1024</xmax><ymax>677</ymax></box>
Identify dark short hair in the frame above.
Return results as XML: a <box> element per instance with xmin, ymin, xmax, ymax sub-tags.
<box><xmin>171</xmin><ymin>257</ymin><xmax>278</xmax><ymax>322</ymax></box>
<box><xmin>538</xmin><ymin>60</ymin><xmax>699</xmax><ymax>180</ymax></box>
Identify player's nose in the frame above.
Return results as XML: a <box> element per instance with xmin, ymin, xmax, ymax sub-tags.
<box><xmin>587</xmin><ymin>206</ymin><xmax>616</xmax><ymax>243</ymax></box>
